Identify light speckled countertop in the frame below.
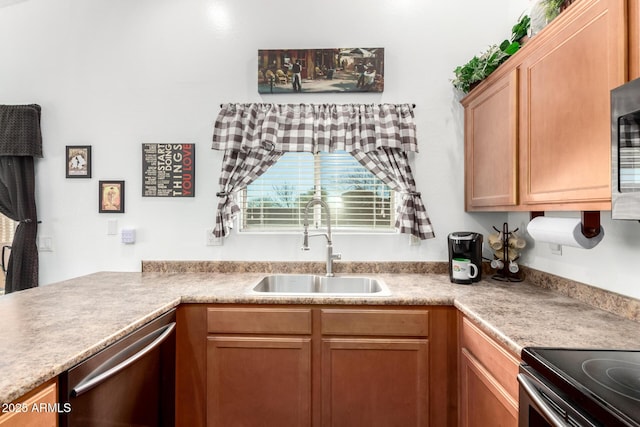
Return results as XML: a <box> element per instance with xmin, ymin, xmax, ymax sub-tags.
<box><xmin>1</xmin><ymin>271</ymin><xmax>639</xmax><ymax>405</ymax></box>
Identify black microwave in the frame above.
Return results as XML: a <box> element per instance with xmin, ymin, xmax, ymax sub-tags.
<box><xmin>611</xmin><ymin>77</ymin><xmax>640</xmax><ymax>220</ymax></box>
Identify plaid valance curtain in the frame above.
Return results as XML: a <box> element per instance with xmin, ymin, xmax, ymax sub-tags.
<box><xmin>213</xmin><ymin>103</ymin><xmax>418</xmax><ymax>153</ymax></box>
<box><xmin>211</xmin><ymin>103</ymin><xmax>434</xmax><ymax>239</ymax></box>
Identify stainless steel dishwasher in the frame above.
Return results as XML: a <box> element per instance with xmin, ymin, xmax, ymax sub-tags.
<box><xmin>59</xmin><ymin>309</ymin><xmax>176</xmax><ymax>427</ymax></box>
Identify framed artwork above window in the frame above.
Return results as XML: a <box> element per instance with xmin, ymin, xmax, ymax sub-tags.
<box><xmin>258</xmin><ymin>47</ymin><xmax>384</xmax><ymax>94</ymax></box>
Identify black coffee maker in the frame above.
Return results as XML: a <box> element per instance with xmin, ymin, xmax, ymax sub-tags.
<box><xmin>448</xmin><ymin>232</ymin><xmax>483</xmax><ymax>284</ymax></box>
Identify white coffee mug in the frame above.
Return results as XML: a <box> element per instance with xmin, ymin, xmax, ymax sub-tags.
<box><xmin>452</xmin><ymin>258</ymin><xmax>478</xmax><ymax>280</ymax></box>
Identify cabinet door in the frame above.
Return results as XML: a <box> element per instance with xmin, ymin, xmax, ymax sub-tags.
<box><xmin>459</xmin><ymin>348</ymin><xmax>517</xmax><ymax>427</ymax></box>
<box><xmin>321</xmin><ymin>338</ymin><xmax>428</xmax><ymax>427</ymax></box>
<box><xmin>207</xmin><ymin>336</ymin><xmax>311</xmax><ymax>427</ymax></box>
<box><xmin>0</xmin><ymin>379</ymin><xmax>57</xmax><ymax>427</ymax></box>
<box><xmin>630</xmin><ymin>0</ymin><xmax>640</xmax><ymax>79</ymax></box>
<box><xmin>518</xmin><ymin>0</ymin><xmax>625</xmax><ymax>207</ymax></box>
<box><xmin>463</xmin><ymin>69</ymin><xmax>519</xmax><ymax>210</ymax></box>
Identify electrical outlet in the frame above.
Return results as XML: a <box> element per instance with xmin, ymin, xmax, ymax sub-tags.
<box><xmin>206</xmin><ymin>229</ymin><xmax>223</xmax><ymax>246</ymax></box>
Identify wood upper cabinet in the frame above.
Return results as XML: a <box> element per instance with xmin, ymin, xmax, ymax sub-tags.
<box><xmin>458</xmin><ymin>315</ymin><xmax>520</xmax><ymax>427</ymax></box>
<box><xmin>630</xmin><ymin>0</ymin><xmax>640</xmax><ymax>79</ymax></box>
<box><xmin>462</xmin><ymin>69</ymin><xmax>519</xmax><ymax>210</ymax></box>
<box><xmin>518</xmin><ymin>0</ymin><xmax>625</xmax><ymax>208</ymax></box>
<box><xmin>463</xmin><ymin>0</ymin><xmax>628</xmax><ymax>211</ymax></box>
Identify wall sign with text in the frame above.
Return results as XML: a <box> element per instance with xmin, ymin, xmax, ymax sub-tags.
<box><xmin>142</xmin><ymin>143</ymin><xmax>195</xmax><ymax>197</ymax></box>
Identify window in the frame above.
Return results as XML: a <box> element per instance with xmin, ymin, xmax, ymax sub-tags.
<box><xmin>0</xmin><ymin>214</ymin><xmax>15</xmax><ymax>246</ymax></box>
<box><xmin>0</xmin><ymin>214</ymin><xmax>16</xmax><ymax>294</ymax></box>
<box><xmin>241</xmin><ymin>151</ymin><xmax>396</xmax><ymax>232</ymax></box>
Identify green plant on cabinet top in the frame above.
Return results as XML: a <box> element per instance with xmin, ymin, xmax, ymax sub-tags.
<box><xmin>511</xmin><ymin>14</ymin><xmax>531</xmax><ymax>43</ymax></box>
<box><xmin>452</xmin><ymin>14</ymin><xmax>530</xmax><ymax>93</ymax></box>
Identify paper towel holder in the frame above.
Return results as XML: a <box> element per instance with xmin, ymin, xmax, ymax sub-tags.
<box><xmin>529</xmin><ymin>211</ymin><xmax>601</xmax><ymax>238</ymax></box>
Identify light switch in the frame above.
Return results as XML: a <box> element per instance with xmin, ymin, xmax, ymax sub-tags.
<box><xmin>121</xmin><ymin>229</ymin><xmax>136</xmax><ymax>244</ymax></box>
<box><xmin>107</xmin><ymin>219</ymin><xmax>118</xmax><ymax>235</ymax></box>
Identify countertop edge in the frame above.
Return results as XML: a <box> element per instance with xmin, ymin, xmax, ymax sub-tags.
<box><xmin>1</xmin><ymin>271</ymin><xmax>638</xmax><ymax>405</ymax></box>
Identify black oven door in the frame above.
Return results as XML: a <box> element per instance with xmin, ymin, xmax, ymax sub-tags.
<box><xmin>518</xmin><ymin>365</ymin><xmax>598</xmax><ymax>427</ymax></box>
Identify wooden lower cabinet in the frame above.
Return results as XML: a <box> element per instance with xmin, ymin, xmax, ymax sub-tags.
<box><xmin>175</xmin><ymin>304</ymin><xmax>457</xmax><ymax>427</ymax></box>
<box><xmin>460</xmin><ymin>349</ymin><xmax>517</xmax><ymax>427</ymax></box>
<box><xmin>458</xmin><ymin>315</ymin><xmax>520</xmax><ymax>427</ymax></box>
<box><xmin>0</xmin><ymin>379</ymin><xmax>58</xmax><ymax>427</ymax></box>
<box><xmin>321</xmin><ymin>338</ymin><xmax>428</xmax><ymax>427</ymax></box>
<box><xmin>205</xmin><ymin>307</ymin><xmax>312</xmax><ymax>427</ymax></box>
<box><xmin>207</xmin><ymin>336</ymin><xmax>311</xmax><ymax>426</ymax></box>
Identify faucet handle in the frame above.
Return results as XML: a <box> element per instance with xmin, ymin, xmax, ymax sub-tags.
<box><xmin>332</xmin><ymin>252</ymin><xmax>342</xmax><ymax>260</ymax></box>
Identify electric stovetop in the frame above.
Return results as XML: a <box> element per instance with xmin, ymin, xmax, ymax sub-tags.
<box><xmin>522</xmin><ymin>347</ymin><xmax>640</xmax><ymax>427</ymax></box>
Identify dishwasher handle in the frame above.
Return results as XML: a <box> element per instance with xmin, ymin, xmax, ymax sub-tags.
<box><xmin>517</xmin><ymin>373</ymin><xmax>569</xmax><ymax>427</ymax></box>
<box><xmin>71</xmin><ymin>322</ymin><xmax>175</xmax><ymax>397</ymax></box>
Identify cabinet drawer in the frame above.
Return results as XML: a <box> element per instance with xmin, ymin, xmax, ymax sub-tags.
<box><xmin>460</xmin><ymin>317</ymin><xmax>520</xmax><ymax>399</ymax></box>
<box><xmin>0</xmin><ymin>379</ymin><xmax>57</xmax><ymax>427</ymax></box>
<box><xmin>321</xmin><ymin>309</ymin><xmax>429</xmax><ymax>337</ymax></box>
<box><xmin>207</xmin><ymin>307</ymin><xmax>312</xmax><ymax>335</ymax></box>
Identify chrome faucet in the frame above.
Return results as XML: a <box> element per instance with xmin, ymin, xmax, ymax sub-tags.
<box><xmin>301</xmin><ymin>198</ymin><xmax>341</xmax><ymax>276</ymax></box>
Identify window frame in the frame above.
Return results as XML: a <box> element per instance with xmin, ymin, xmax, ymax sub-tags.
<box><xmin>237</xmin><ymin>151</ymin><xmax>398</xmax><ymax>235</ymax></box>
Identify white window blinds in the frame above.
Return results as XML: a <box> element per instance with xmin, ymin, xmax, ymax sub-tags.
<box><xmin>242</xmin><ymin>151</ymin><xmax>395</xmax><ymax>231</ymax></box>
<box><xmin>0</xmin><ymin>215</ymin><xmax>16</xmax><ymax>246</ymax></box>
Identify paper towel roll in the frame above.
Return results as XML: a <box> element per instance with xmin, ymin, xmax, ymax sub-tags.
<box><xmin>526</xmin><ymin>216</ymin><xmax>604</xmax><ymax>249</ymax></box>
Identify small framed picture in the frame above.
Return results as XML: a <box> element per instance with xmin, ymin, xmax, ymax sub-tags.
<box><xmin>66</xmin><ymin>145</ymin><xmax>92</xmax><ymax>178</ymax></box>
<box><xmin>99</xmin><ymin>181</ymin><xmax>125</xmax><ymax>213</ymax></box>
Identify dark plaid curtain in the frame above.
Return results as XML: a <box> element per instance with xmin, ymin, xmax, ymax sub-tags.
<box><xmin>0</xmin><ymin>157</ymin><xmax>38</xmax><ymax>293</ymax></box>
<box><xmin>0</xmin><ymin>104</ymin><xmax>42</xmax><ymax>293</ymax></box>
<box><xmin>212</xmin><ymin>103</ymin><xmax>434</xmax><ymax>239</ymax></box>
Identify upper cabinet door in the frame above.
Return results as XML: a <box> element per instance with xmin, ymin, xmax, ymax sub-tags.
<box><xmin>518</xmin><ymin>0</ymin><xmax>626</xmax><ymax>208</ymax></box>
<box><xmin>463</xmin><ymin>69</ymin><xmax>519</xmax><ymax>210</ymax></box>
<box><xmin>630</xmin><ymin>0</ymin><xmax>640</xmax><ymax>80</ymax></box>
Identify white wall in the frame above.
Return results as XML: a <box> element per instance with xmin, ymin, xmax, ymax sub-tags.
<box><xmin>7</xmin><ymin>0</ymin><xmax>601</xmax><ymax>294</ymax></box>
<box><xmin>511</xmin><ymin>212</ymin><xmax>640</xmax><ymax>300</ymax></box>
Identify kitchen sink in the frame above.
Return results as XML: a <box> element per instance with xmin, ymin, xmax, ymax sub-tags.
<box><xmin>251</xmin><ymin>274</ymin><xmax>391</xmax><ymax>296</ymax></box>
